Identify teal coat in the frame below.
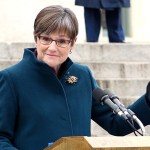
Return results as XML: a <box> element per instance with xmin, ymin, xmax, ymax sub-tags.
<box><xmin>0</xmin><ymin>48</ymin><xmax>150</xmax><ymax>150</ymax></box>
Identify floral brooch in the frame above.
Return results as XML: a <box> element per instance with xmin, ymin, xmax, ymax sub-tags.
<box><xmin>65</xmin><ymin>75</ymin><xmax>78</xmax><ymax>84</ymax></box>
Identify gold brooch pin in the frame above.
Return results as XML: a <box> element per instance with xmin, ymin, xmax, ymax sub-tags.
<box><xmin>66</xmin><ymin>76</ymin><xmax>78</xmax><ymax>84</ymax></box>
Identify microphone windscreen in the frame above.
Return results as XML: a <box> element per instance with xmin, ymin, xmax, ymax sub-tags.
<box><xmin>104</xmin><ymin>89</ymin><xmax>114</xmax><ymax>97</ymax></box>
<box><xmin>92</xmin><ymin>88</ymin><xmax>105</xmax><ymax>102</ymax></box>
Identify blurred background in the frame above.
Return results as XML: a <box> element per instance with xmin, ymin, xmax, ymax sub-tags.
<box><xmin>0</xmin><ymin>0</ymin><xmax>150</xmax><ymax>43</ymax></box>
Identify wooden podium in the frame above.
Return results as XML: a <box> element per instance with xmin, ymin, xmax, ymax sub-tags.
<box><xmin>44</xmin><ymin>136</ymin><xmax>150</xmax><ymax>150</ymax></box>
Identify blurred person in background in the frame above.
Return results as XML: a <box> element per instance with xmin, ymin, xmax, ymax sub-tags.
<box><xmin>75</xmin><ymin>0</ymin><xmax>130</xmax><ymax>42</ymax></box>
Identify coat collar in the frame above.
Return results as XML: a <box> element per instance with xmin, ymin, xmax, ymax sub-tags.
<box><xmin>23</xmin><ymin>48</ymin><xmax>73</xmax><ymax>79</ymax></box>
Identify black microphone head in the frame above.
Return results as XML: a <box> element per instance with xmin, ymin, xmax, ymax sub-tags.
<box><xmin>92</xmin><ymin>88</ymin><xmax>107</xmax><ymax>102</ymax></box>
<box><xmin>104</xmin><ymin>89</ymin><xmax>125</xmax><ymax>109</ymax></box>
<box><xmin>104</xmin><ymin>89</ymin><xmax>119</xmax><ymax>99</ymax></box>
<box><xmin>104</xmin><ymin>89</ymin><xmax>114</xmax><ymax>97</ymax></box>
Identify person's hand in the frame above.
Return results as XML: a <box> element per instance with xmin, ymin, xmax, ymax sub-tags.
<box><xmin>145</xmin><ymin>81</ymin><xmax>150</xmax><ymax>107</ymax></box>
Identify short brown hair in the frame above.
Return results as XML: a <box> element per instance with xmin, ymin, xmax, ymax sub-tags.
<box><xmin>34</xmin><ymin>5</ymin><xmax>79</xmax><ymax>43</ymax></box>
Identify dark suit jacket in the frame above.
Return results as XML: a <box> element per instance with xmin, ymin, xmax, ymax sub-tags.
<box><xmin>75</xmin><ymin>0</ymin><xmax>130</xmax><ymax>9</ymax></box>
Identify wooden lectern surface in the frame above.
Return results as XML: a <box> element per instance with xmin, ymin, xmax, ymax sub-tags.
<box><xmin>85</xmin><ymin>136</ymin><xmax>150</xmax><ymax>148</ymax></box>
<box><xmin>44</xmin><ymin>136</ymin><xmax>150</xmax><ymax>150</ymax></box>
<box><xmin>44</xmin><ymin>137</ymin><xmax>91</xmax><ymax>150</ymax></box>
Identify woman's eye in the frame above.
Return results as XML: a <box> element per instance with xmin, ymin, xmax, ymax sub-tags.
<box><xmin>58</xmin><ymin>39</ymin><xmax>66</xmax><ymax>44</ymax></box>
<box><xmin>43</xmin><ymin>37</ymin><xmax>50</xmax><ymax>41</ymax></box>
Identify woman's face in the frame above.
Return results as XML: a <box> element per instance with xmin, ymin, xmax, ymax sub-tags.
<box><xmin>36</xmin><ymin>32</ymin><xmax>76</xmax><ymax>74</ymax></box>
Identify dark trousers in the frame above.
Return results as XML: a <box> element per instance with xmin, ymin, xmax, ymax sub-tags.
<box><xmin>84</xmin><ymin>7</ymin><xmax>125</xmax><ymax>42</ymax></box>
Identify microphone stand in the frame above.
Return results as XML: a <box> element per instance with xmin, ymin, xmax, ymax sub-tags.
<box><xmin>127</xmin><ymin>109</ymin><xmax>146</xmax><ymax>136</ymax></box>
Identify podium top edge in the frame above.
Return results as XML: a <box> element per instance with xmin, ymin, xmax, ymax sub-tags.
<box><xmin>85</xmin><ymin>136</ymin><xmax>150</xmax><ymax>148</ymax></box>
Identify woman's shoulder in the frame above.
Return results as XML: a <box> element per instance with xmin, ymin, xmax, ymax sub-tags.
<box><xmin>73</xmin><ymin>62</ymin><xmax>90</xmax><ymax>71</ymax></box>
<box><xmin>0</xmin><ymin>60</ymin><xmax>26</xmax><ymax>78</ymax></box>
<box><xmin>71</xmin><ymin>62</ymin><xmax>94</xmax><ymax>78</ymax></box>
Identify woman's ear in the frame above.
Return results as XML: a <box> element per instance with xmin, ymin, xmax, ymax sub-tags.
<box><xmin>74</xmin><ymin>37</ymin><xmax>77</xmax><ymax>43</ymax></box>
<box><xmin>72</xmin><ymin>37</ymin><xmax>77</xmax><ymax>46</ymax></box>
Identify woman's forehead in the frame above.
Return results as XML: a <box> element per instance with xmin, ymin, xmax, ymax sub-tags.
<box><xmin>44</xmin><ymin>30</ymin><xmax>71</xmax><ymax>38</ymax></box>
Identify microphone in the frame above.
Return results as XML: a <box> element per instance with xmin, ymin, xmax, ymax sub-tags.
<box><xmin>104</xmin><ymin>88</ymin><xmax>146</xmax><ymax>135</ymax></box>
<box><xmin>92</xmin><ymin>88</ymin><xmax>128</xmax><ymax>121</ymax></box>
<box><xmin>104</xmin><ymin>89</ymin><xmax>132</xmax><ymax>119</ymax></box>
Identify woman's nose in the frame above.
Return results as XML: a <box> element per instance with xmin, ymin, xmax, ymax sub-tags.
<box><xmin>47</xmin><ymin>41</ymin><xmax>57</xmax><ymax>49</ymax></box>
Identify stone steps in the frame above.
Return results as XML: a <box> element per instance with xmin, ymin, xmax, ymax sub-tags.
<box><xmin>97</xmin><ymin>78</ymin><xmax>148</xmax><ymax>96</ymax></box>
<box><xmin>80</xmin><ymin>62</ymin><xmax>150</xmax><ymax>79</ymax></box>
<box><xmin>96</xmin><ymin>78</ymin><xmax>148</xmax><ymax>108</ymax></box>
<box><xmin>72</xmin><ymin>43</ymin><xmax>150</xmax><ymax>62</ymax></box>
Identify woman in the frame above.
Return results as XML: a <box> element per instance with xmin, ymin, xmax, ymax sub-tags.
<box><xmin>0</xmin><ymin>5</ymin><xmax>150</xmax><ymax>150</ymax></box>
